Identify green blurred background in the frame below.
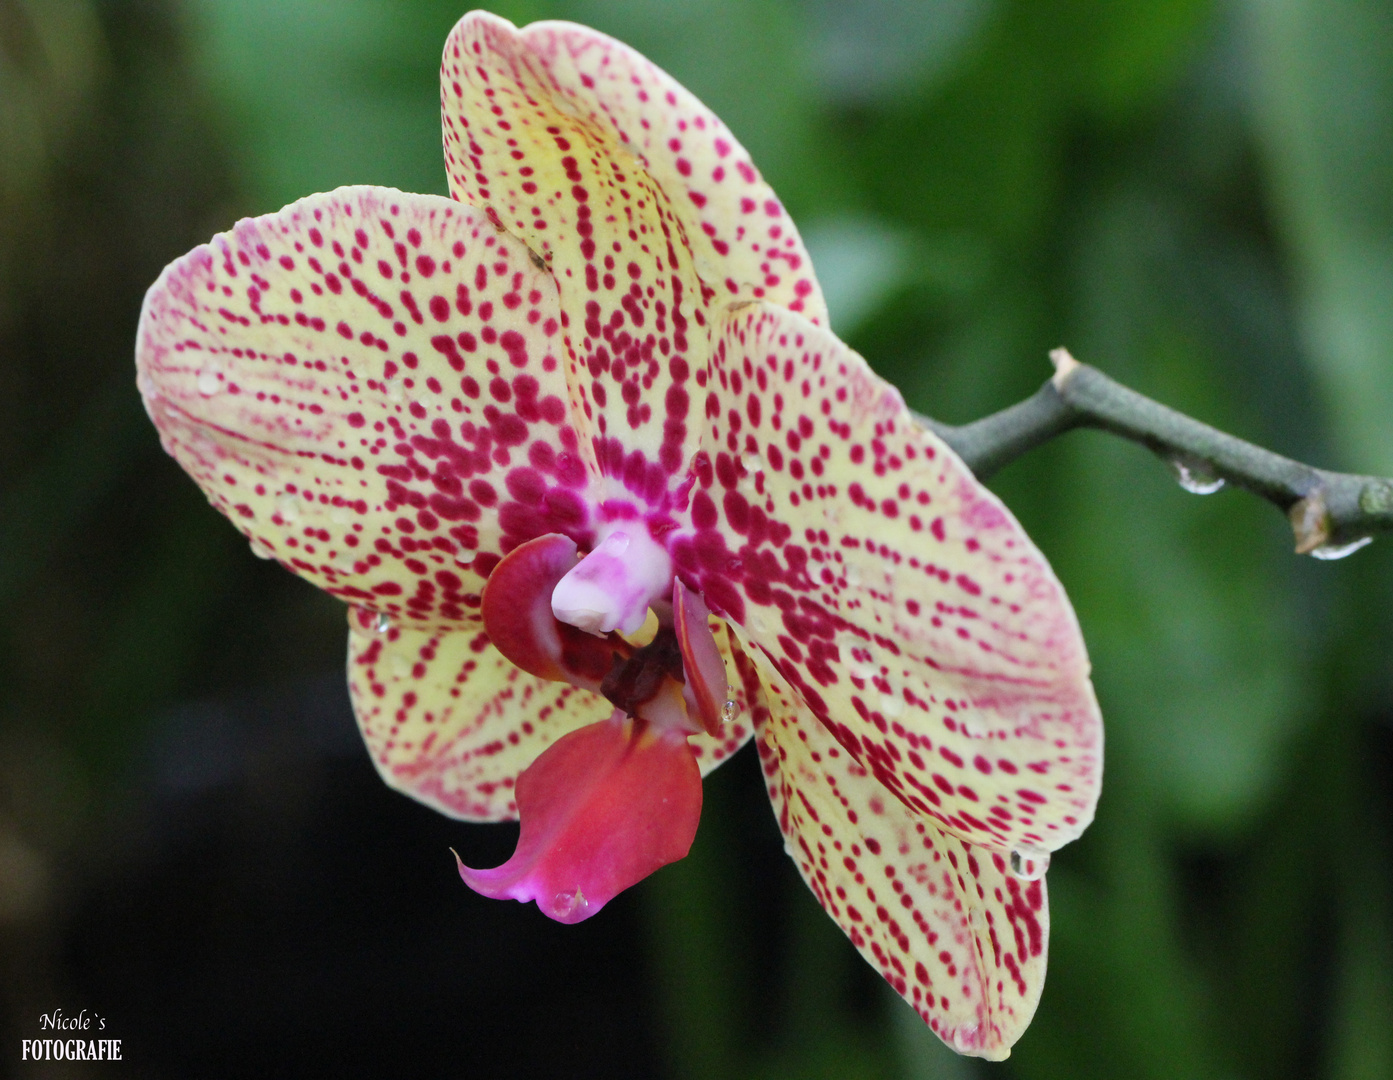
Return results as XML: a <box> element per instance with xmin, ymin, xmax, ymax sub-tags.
<box><xmin>2</xmin><ymin>0</ymin><xmax>1391</xmax><ymax>1076</ymax></box>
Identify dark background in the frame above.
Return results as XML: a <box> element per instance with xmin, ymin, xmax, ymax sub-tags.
<box><xmin>2</xmin><ymin>0</ymin><xmax>1391</xmax><ymax>1077</ymax></box>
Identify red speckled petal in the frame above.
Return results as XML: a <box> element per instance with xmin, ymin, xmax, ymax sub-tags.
<box><xmin>347</xmin><ymin>605</ymin><xmax>613</xmax><ymax>821</ymax></box>
<box><xmin>441</xmin><ymin>13</ymin><xmax>712</xmax><ymax>493</ymax></box>
<box><xmin>457</xmin><ymin>712</ymin><xmax>702</xmax><ymax>923</ymax></box>
<box><xmin>747</xmin><ymin>658</ymin><xmax>1047</xmax><ymax>1061</ymax></box>
<box><xmin>137</xmin><ymin>186</ymin><xmax>597</xmax><ymax>627</ymax></box>
<box><xmin>515</xmin><ymin>19</ymin><xmax>826</xmax><ymax>324</ymax></box>
<box><xmin>674</xmin><ymin>304</ymin><xmax>1102</xmax><ymax>859</ymax></box>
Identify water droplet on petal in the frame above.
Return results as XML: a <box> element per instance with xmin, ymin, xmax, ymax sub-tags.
<box><xmin>197</xmin><ymin>367</ymin><xmax>222</xmax><ymax>396</ymax></box>
<box><xmin>878</xmin><ymin>693</ymin><xmax>905</xmax><ymax>719</ymax></box>
<box><xmin>383</xmin><ymin>377</ymin><xmax>404</xmax><ymax>404</ymax></box>
<box><xmin>1167</xmin><ymin>455</ymin><xmax>1225</xmax><ymax>495</ymax></box>
<box><xmin>721</xmin><ymin>699</ymin><xmax>740</xmax><ymax>724</ymax></box>
<box><xmin>845</xmin><ymin>564</ymin><xmax>863</xmax><ymax>587</ymax></box>
<box><xmin>551</xmin><ymin>889</ymin><xmax>588</xmax><ymax>919</ymax></box>
<box><xmin>373</xmin><ymin>611</ymin><xmax>391</xmax><ymax>633</ymax></box>
<box><xmin>1009</xmin><ymin>847</ymin><xmax>1050</xmax><ymax>881</ymax></box>
<box><xmin>454</xmin><ymin>551</ymin><xmax>476</xmax><ymax>569</ymax></box>
<box><xmin>248</xmin><ymin>538</ymin><xmax>275</xmax><ymax>560</ymax></box>
<box><xmin>951</xmin><ymin>1023</ymin><xmax>981</xmax><ymax>1053</ymax></box>
<box><xmin>275</xmin><ymin>493</ymin><xmax>301</xmax><ymax>523</ymax></box>
<box><xmin>1310</xmin><ymin>536</ymin><xmax>1374</xmax><ymax>560</ymax></box>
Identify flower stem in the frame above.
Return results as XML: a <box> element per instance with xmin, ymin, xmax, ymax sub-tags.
<box><xmin>915</xmin><ymin>348</ymin><xmax>1393</xmax><ymax>556</ymax></box>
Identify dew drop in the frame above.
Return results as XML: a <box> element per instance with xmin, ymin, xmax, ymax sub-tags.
<box><xmin>550</xmin><ymin>889</ymin><xmax>588</xmax><ymax>919</ymax></box>
<box><xmin>275</xmin><ymin>493</ymin><xmax>301</xmax><ymax>523</ymax></box>
<box><xmin>1167</xmin><ymin>455</ymin><xmax>1224</xmax><ymax>495</ymax></box>
<box><xmin>1009</xmin><ymin>847</ymin><xmax>1050</xmax><ymax>881</ymax></box>
<box><xmin>878</xmin><ymin>693</ymin><xmax>905</xmax><ymax>719</ymax></box>
<box><xmin>373</xmin><ymin>611</ymin><xmax>391</xmax><ymax>633</ymax></box>
<box><xmin>951</xmin><ymin>1023</ymin><xmax>981</xmax><ymax>1054</ymax></box>
<box><xmin>1310</xmin><ymin>536</ymin><xmax>1374</xmax><ymax>560</ymax></box>
<box><xmin>845</xmin><ymin>564</ymin><xmax>863</xmax><ymax>587</ymax></box>
<box><xmin>248</xmin><ymin>538</ymin><xmax>275</xmax><ymax>560</ymax></box>
<box><xmin>454</xmin><ymin>551</ymin><xmax>476</xmax><ymax>569</ymax></box>
<box><xmin>197</xmin><ymin>367</ymin><xmax>223</xmax><ymax>396</ymax></box>
<box><xmin>383</xmin><ymin>377</ymin><xmax>404</xmax><ymax>404</ymax></box>
<box><xmin>721</xmin><ymin>699</ymin><xmax>740</xmax><ymax>724</ymax></box>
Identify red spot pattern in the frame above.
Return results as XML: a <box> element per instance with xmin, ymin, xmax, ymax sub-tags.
<box><xmin>441</xmin><ymin>13</ymin><xmax>826</xmax><ymax>484</ymax></box>
<box><xmin>671</xmin><ymin>304</ymin><xmax>1102</xmax><ymax>859</ymax></box>
<box><xmin>137</xmin><ymin>187</ymin><xmax>592</xmax><ymax>621</ymax></box>
<box><xmin>136</xmin><ymin>11</ymin><xmax>1103</xmax><ymax>1060</ymax></box>
<box><xmin>745</xmin><ymin>650</ymin><xmax>1048</xmax><ymax>1059</ymax></box>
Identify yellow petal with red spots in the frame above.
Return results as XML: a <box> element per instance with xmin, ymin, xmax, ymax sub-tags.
<box><xmin>746</xmin><ymin>656</ymin><xmax>1047</xmax><ymax>1060</ymax></box>
<box><xmin>441</xmin><ymin>11</ymin><xmax>824</xmax><ymax>494</ymax></box>
<box><xmin>672</xmin><ymin>303</ymin><xmax>1102</xmax><ymax>860</ymax></box>
<box><xmin>137</xmin><ymin>186</ymin><xmax>598</xmax><ymax>628</ymax></box>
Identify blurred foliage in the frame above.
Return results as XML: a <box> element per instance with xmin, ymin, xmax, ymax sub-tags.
<box><xmin>2</xmin><ymin>0</ymin><xmax>1392</xmax><ymax>1077</ymax></box>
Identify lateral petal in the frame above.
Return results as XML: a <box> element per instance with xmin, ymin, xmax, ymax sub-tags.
<box><xmin>674</xmin><ymin>303</ymin><xmax>1102</xmax><ymax>858</ymax></box>
<box><xmin>747</xmin><ymin>658</ymin><xmax>1047</xmax><ymax>1060</ymax></box>
<box><xmin>137</xmin><ymin>186</ymin><xmax>597</xmax><ymax>627</ymax></box>
<box><xmin>347</xmin><ymin>605</ymin><xmax>613</xmax><ymax>821</ymax></box>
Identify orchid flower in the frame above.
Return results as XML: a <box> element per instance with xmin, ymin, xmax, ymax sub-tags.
<box><xmin>134</xmin><ymin>10</ymin><xmax>1101</xmax><ymax>1059</ymax></box>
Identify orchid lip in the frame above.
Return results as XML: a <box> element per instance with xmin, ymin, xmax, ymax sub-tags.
<box><xmin>551</xmin><ymin>527</ymin><xmax>673</xmax><ymax>637</ymax></box>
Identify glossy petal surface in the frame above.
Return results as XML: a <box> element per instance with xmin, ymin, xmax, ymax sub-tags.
<box><xmin>746</xmin><ymin>657</ymin><xmax>1047</xmax><ymax>1060</ymax></box>
<box><xmin>675</xmin><ymin>304</ymin><xmax>1101</xmax><ymax>857</ymax></box>
<box><xmin>441</xmin><ymin>12</ymin><xmax>823</xmax><ymax>488</ymax></box>
<box><xmin>456</xmin><ymin>712</ymin><xmax>702</xmax><ymax>923</ymax></box>
<box><xmin>137</xmin><ymin>186</ymin><xmax>596</xmax><ymax>627</ymax></box>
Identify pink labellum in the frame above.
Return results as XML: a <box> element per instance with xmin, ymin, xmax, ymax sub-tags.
<box><xmin>673</xmin><ymin>577</ymin><xmax>728</xmax><ymax>736</ymax></box>
<box><xmin>481</xmin><ymin>532</ymin><xmax>622</xmax><ymax>690</ymax></box>
<box><xmin>455</xmin><ymin>711</ymin><xmax>702</xmax><ymax>923</ymax></box>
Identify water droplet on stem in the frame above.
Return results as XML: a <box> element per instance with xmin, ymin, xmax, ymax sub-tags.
<box><xmin>1167</xmin><ymin>455</ymin><xmax>1224</xmax><ymax>495</ymax></box>
<box><xmin>1310</xmin><ymin>536</ymin><xmax>1374</xmax><ymax>560</ymax></box>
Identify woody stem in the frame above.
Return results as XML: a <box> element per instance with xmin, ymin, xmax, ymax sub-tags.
<box><xmin>913</xmin><ymin>348</ymin><xmax>1393</xmax><ymax>556</ymax></box>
